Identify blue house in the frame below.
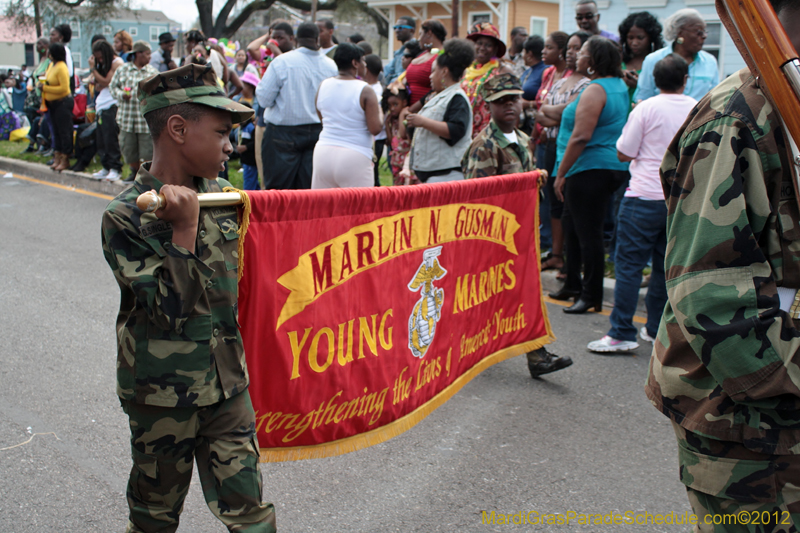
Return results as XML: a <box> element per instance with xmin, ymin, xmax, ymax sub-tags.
<box><xmin>44</xmin><ymin>8</ymin><xmax>180</xmax><ymax>69</ymax></box>
<box><xmin>558</xmin><ymin>0</ymin><xmax>745</xmax><ymax>80</ymax></box>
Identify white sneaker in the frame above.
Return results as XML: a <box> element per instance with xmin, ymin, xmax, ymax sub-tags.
<box><xmin>639</xmin><ymin>327</ymin><xmax>655</xmax><ymax>344</ymax></box>
<box><xmin>105</xmin><ymin>168</ymin><xmax>122</xmax><ymax>182</ymax></box>
<box><xmin>92</xmin><ymin>168</ymin><xmax>109</xmax><ymax>179</ymax></box>
<box><xmin>587</xmin><ymin>336</ymin><xmax>639</xmax><ymax>353</ymax></box>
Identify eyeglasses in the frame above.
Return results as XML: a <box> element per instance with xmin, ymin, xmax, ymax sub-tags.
<box><xmin>393</xmin><ymin>24</ymin><xmax>414</xmax><ymax>30</ymax></box>
<box><xmin>574</xmin><ymin>13</ymin><xmax>596</xmax><ymax>21</ymax></box>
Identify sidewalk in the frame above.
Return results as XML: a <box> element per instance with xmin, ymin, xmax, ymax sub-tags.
<box><xmin>540</xmin><ymin>269</ymin><xmax>650</xmax><ymax>315</ymax></box>
<box><xmin>0</xmin><ymin>156</ymin><xmax>127</xmax><ymax>197</ymax></box>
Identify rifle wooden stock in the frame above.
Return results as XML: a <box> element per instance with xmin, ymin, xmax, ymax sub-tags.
<box><xmin>716</xmin><ymin>0</ymin><xmax>800</xmax><ymax>157</ymax></box>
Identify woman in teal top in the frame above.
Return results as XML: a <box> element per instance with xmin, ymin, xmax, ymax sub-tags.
<box><xmin>550</xmin><ymin>36</ymin><xmax>630</xmax><ymax>314</ymax></box>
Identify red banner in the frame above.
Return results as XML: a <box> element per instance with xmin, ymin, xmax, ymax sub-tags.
<box><xmin>238</xmin><ymin>173</ymin><xmax>554</xmax><ymax>462</ymax></box>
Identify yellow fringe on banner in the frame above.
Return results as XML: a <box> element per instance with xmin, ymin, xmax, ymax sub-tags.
<box><xmin>531</xmin><ymin>170</ymin><xmax>557</xmax><ymax>343</ymax></box>
<box><xmin>258</xmin><ymin>334</ymin><xmax>554</xmax><ymax>463</ymax></box>
<box><xmin>223</xmin><ymin>187</ymin><xmax>251</xmax><ymax>281</ymax></box>
<box><xmin>258</xmin><ymin>171</ymin><xmax>557</xmax><ymax>462</ymax></box>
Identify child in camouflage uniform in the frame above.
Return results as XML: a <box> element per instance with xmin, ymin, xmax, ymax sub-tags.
<box><xmin>462</xmin><ymin>73</ymin><xmax>573</xmax><ymax>380</ymax></box>
<box><xmin>101</xmin><ymin>64</ymin><xmax>276</xmax><ymax>533</ymax></box>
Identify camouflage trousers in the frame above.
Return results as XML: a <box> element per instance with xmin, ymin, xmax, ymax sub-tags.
<box><xmin>121</xmin><ymin>390</ymin><xmax>277</xmax><ymax>533</ymax></box>
<box><xmin>673</xmin><ymin>421</ymin><xmax>800</xmax><ymax>533</ymax></box>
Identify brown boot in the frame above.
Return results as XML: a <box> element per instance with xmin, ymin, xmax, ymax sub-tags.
<box><xmin>49</xmin><ymin>152</ymin><xmax>61</xmax><ymax>170</ymax></box>
<box><xmin>54</xmin><ymin>153</ymin><xmax>70</xmax><ymax>172</ymax></box>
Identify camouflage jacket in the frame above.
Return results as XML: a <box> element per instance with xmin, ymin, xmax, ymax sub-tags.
<box><xmin>462</xmin><ymin>121</ymin><xmax>533</xmax><ymax>179</ymax></box>
<box><xmin>101</xmin><ymin>165</ymin><xmax>249</xmax><ymax>408</ymax></box>
<box><xmin>646</xmin><ymin>69</ymin><xmax>800</xmax><ymax>454</ymax></box>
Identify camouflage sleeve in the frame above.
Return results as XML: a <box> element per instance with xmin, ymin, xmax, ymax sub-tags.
<box><xmin>661</xmin><ymin>115</ymin><xmax>800</xmax><ymax>401</ymax></box>
<box><xmin>101</xmin><ymin>208</ymin><xmax>215</xmax><ymax>333</ymax></box>
<box><xmin>462</xmin><ymin>141</ymin><xmax>499</xmax><ymax>180</ymax></box>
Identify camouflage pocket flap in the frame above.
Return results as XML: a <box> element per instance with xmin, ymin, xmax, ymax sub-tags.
<box><xmin>147</xmin><ymin>314</ymin><xmax>213</xmax><ymax>341</ymax></box>
<box><xmin>777</xmin><ymin>198</ymin><xmax>800</xmax><ymax>242</ymax></box>
<box><xmin>666</xmin><ymin>266</ymin><xmax>783</xmax><ymax>396</ymax></box>
<box><xmin>131</xmin><ymin>447</ymin><xmax>159</xmax><ymax>481</ymax></box>
<box><xmin>677</xmin><ymin>440</ymin><xmax>777</xmax><ymax>504</ymax></box>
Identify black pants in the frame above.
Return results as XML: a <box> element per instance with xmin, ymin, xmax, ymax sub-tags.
<box><xmin>261</xmin><ymin>122</ymin><xmax>322</xmax><ymax>190</ymax></box>
<box><xmin>96</xmin><ymin>105</ymin><xmax>122</xmax><ymax>171</ymax></box>
<box><xmin>25</xmin><ymin>109</ymin><xmax>40</xmax><ymax>143</ymax></box>
<box><xmin>48</xmin><ymin>95</ymin><xmax>74</xmax><ymax>155</ymax></box>
<box><xmin>562</xmin><ymin>169</ymin><xmax>625</xmax><ymax>303</ymax></box>
<box><xmin>373</xmin><ymin>139</ymin><xmax>385</xmax><ymax>187</ymax></box>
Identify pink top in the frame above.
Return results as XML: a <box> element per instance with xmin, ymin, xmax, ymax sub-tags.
<box><xmin>616</xmin><ymin>93</ymin><xmax>697</xmax><ymax>201</ymax></box>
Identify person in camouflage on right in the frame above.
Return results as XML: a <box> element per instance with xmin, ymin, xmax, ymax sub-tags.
<box><xmin>646</xmin><ymin>1</ymin><xmax>800</xmax><ymax>530</ymax></box>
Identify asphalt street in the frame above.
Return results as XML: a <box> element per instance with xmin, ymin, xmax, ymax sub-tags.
<box><xmin>0</xmin><ymin>175</ymin><xmax>692</xmax><ymax>532</ymax></box>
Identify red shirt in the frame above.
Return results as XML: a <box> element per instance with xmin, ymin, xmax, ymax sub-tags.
<box><xmin>405</xmin><ymin>54</ymin><xmax>436</xmax><ymax>106</ymax></box>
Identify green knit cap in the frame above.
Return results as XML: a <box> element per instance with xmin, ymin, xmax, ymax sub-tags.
<box><xmin>138</xmin><ymin>64</ymin><xmax>254</xmax><ymax>124</ymax></box>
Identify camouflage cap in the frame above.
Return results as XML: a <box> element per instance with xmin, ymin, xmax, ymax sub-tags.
<box><xmin>138</xmin><ymin>64</ymin><xmax>254</xmax><ymax>124</ymax></box>
<box><xmin>482</xmin><ymin>73</ymin><xmax>524</xmax><ymax>102</ymax></box>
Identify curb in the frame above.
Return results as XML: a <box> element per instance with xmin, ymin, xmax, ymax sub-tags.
<box><xmin>0</xmin><ymin>155</ymin><xmax>127</xmax><ymax>197</ymax></box>
<box><xmin>541</xmin><ymin>270</ymin><xmax>649</xmax><ymax>315</ymax></box>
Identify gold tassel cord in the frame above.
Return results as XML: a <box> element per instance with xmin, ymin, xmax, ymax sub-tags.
<box><xmin>222</xmin><ymin>187</ymin><xmax>251</xmax><ymax>281</ymax></box>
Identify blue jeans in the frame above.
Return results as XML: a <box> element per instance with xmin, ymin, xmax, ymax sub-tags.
<box><xmin>536</xmin><ymin>143</ymin><xmax>556</xmax><ymax>250</ymax></box>
<box><xmin>243</xmin><ymin>164</ymin><xmax>260</xmax><ymax>190</ymax></box>
<box><xmin>608</xmin><ymin>196</ymin><xmax>667</xmax><ymax>341</ymax></box>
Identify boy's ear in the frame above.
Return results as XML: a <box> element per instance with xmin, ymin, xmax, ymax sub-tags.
<box><xmin>165</xmin><ymin>114</ymin><xmax>188</xmax><ymax>145</ymax></box>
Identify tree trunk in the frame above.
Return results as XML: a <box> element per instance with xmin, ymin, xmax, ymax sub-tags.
<box><xmin>196</xmin><ymin>0</ymin><xmax>215</xmax><ymax>37</ymax></box>
<box><xmin>33</xmin><ymin>0</ymin><xmax>41</xmax><ymax>37</ymax></box>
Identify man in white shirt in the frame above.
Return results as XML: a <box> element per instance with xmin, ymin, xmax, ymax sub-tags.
<box><xmin>256</xmin><ymin>22</ymin><xmax>337</xmax><ymax>190</ymax></box>
<box><xmin>588</xmin><ymin>54</ymin><xmax>696</xmax><ymax>353</ymax></box>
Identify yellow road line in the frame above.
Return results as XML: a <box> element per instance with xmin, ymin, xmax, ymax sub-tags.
<box><xmin>544</xmin><ymin>296</ymin><xmax>647</xmax><ymax>324</ymax></box>
<box><xmin>10</xmin><ymin>173</ymin><xmax>115</xmax><ymax>201</ymax></box>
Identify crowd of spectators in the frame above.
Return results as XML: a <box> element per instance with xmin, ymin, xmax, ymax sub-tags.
<box><xmin>3</xmin><ymin>3</ymin><xmax>724</xmax><ymax>354</ymax></box>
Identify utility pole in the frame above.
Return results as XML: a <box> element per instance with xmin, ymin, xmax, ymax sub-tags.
<box><xmin>311</xmin><ymin>0</ymin><xmax>318</xmax><ymax>21</ymax></box>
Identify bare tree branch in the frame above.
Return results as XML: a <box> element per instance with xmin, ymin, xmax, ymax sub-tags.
<box><xmin>218</xmin><ymin>0</ymin><xmax>339</xmax><ymax>38</ymax></box>
<box><xmin>213</xmin><ymin>0</ymin><xmax>239</xmax><ymax>36</ymax></box>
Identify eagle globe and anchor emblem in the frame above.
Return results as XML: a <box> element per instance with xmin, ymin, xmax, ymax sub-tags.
<box><xmin>408</xmin><ymin>246</ymin><xmax>447</xmax><ymax>358</ymax></box>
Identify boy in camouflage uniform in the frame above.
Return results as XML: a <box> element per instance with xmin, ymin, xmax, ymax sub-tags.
<box><xmin>101</xmin><ymin>64</ymin><xmax>277</xmax><ymax>533</ymax></box>
<box><xmin>462</xmin><ymin>73</ymin><xmax>573</xmax><ymax>380</ymax></box>
<box><xmin>646</xmin><ymin>2</ymin><xmax>800</xmax><ymax>530</ymax></box>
